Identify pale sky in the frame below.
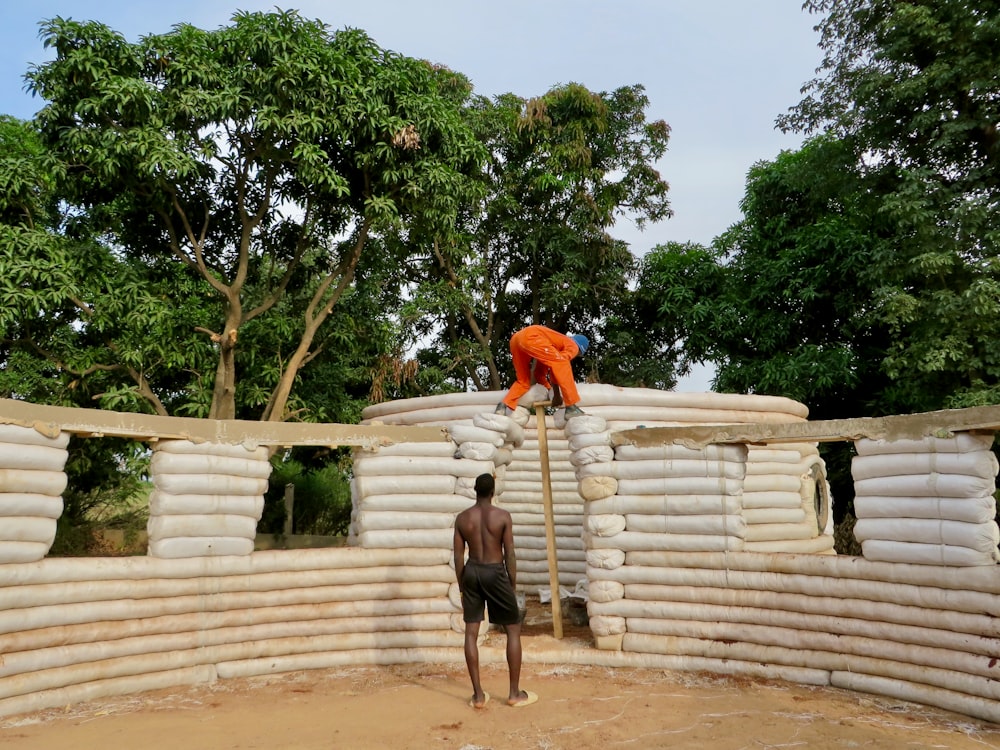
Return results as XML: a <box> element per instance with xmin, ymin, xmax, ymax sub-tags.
<box><xmin>1</xmin><ymin>1</ymin><xmax>824</xmax><ymax>390</ymax></box>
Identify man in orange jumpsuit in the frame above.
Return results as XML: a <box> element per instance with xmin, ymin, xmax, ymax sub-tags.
<box><xmin>496</xmin><ymin>325</ymin><xmax>589</xmax><ymax>418</ymax></box>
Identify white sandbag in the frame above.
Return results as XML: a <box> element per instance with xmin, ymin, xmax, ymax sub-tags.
<box><xmin>585</xmin><ymin>514</ymin><xmax>626</xmax><ymax>537</ymax></box>
<box><xmin>743</xmin><ymin>507</ymin><xmax>806</xmax><ymax>525</ymax></box>
<box><xmin>151</xmin><ymin>451</ymin><xmax>271</xmax><ymax>479</ymax></box>
<box><xmin>852</xmin><ymin>451</ymin><xmax>999</xmax><ymax>481</ymax></box>
<box><xmin>608</xmin><ymin>459</ymin><xmax>744</xmax><ymax>481</ymax></box>
<box><xmin>518</xmin><ymin>559</ymin><xmax>587</xmax><ymax>575</ymax></box>
<box><xmin>568</xmin><ymin>432</ymin><xmax>612</xmax><ymax>451</ymax></box>
<box><xmin>746</xmin><ymin>447</ymin><xmax>807</xmax><ymax>464</ymax></box>
<box><xmin>562</xmin><ymin>415</ymin><xmax>608</xmax><ymax>435</ymax></box>
<box><xmin>155</xmin><ymin>439</ymin><xmax>269</xmax><ymax>460</ymax></box>
<box><xmin>0</xmin><ymin>442</ymin><xmax>67</xmax><ymax>471</ymax></box>
<box><xmin>153</xmin><ymin>473</ymin><xmax>267</xmax><ymax>497</ymax></box>
<box><xmin>742</xmin><ymin>474</ymin><xmax>803</xmax><ymax>493</ymax></box>
<box><xmin>147</xmin><ymin>514</ymin><xmax>259</xmax><ymax>540</ymax></box>
<box><xmin>352</xmin><ymin>474</ymin><xmax>456</xmax><ymax>497</ymax></box>
<box><xmin>357</xmin><ymin>528</ymin><xmax>454</xmax><ymax>549</ymax></box>
<box><xmin>831</xmin><ymin>671</ymin><xmax>1000</xmax><ymax>726</ymax></box>
<box><xmin>626</xmin><ymin>514</ymin><xmax>746</xmax><ymax>538</ymax></box>
<box><xmin>861</xmin><ymin>538</ymin><xmax>1000</xmax><ymax>565</ymax></box>
<box><xmin>587</xmin><ymin>494</ymin><xmax>740</xmax><ymax>516</ymax></box>
<box><xmin>510</xmin><ymin>512</ymin><xmax>584</xmax><ymax>527</ymax></box>
<box><xmin>741</xmin><ymin>491</ymin><xmax>804</xmax><ymax>509</ymax></box>
<box><xmin>855</xmin><ymin>433</ymin><xmax>995</xmax><ymax>456</ymax></box>
<box><xmin>354</xmin><ymin>511</ymin><xmax>457</xmax><ymax>531</ymax></box>
<box><xmin>516</xmin><ymin>535</ymin><xmax>584</xmax><ymax>552</ymax></box>
<box><xmin>513</xmin><ymin>523</ymin><xmax>582</xmax><ymax>538</ymax></box>
<box><xmin>149</xmin><ymin>491</ymin><xmax>263</xmax><ymax>518</ymax></box>
<box><xmin>853</xmin><ymin>518</ymin><xmax>1000</xmax><ymax>552</ymax></box>
<box><xmin>505</xmin><ymin>478</ymin><xmax>578</xmax><ymax>494</ymax></box>
<box><xmin>456</xmin><ymin>442</ymin><xmax>499</xmax><ymax>461</ymax></box>
<box><xmin>854</xmin><ymin>495</ymin><xmax>995</xmax><ymax>523</ymax></box>
<box><xmin>0</xmin><ymin>493</ymin><xmax>63</xmax><ymax>518</ymax></box>
<box><xmin>745</xmin><ymin>459</ymin><xmax>816</xmax><ymax>476</ymax></box>
<box><xmin>579</xmin><ymin>475</ymin><xmax>618</xmax><ymax>501</ymax></box>
<box><xmin>472</xmin><ymin>412</ymin><xmax>525</xmax><ymax>447</ymax></box>
<box><xmin>0</xmin><ymin>540</ymin><xmax>50</xmax><ymax>564</ymax></box>
<box><xmin>741</xmin><ymin>536</ymin><xmax>835</xmax><ymax>554</ymax></box>
<box><xmin>588</xmin><ymin>579</ymin><xmax>625</xmax><ymax>603</ymax></box>
<box><xmin>356</xmin><ymin>493</ymin><xmax>471</xmax><ymax>513</ymax></box>
<box><xmin>573</xmin><ymin>463</ymin><xmax>615</xmax><ymax>480</ymax></box>
<box><xmin>353</xmin><ymin>455</ymin><xmax>492</xmax><ymax>478</ymax></box>
<box><xmin>614</xmin><ymin>443</ymin><xmax>747</xmax><ymax>463</ymax></box>
<box><xmin>447</xmin><ymin>424</ymin><xmax>505</xmax><ymax>447</ymax></box>
<box><xmin>514</xmin><ymin>438</ymin><xmax>571</xmax><ymax>453</ymax></box>
<box><xmin>0</xmin><ymin>424</ymin><xmax>70</xmax><ymax>448</ymax></box>
<box><xmin>587</xmin><ymin>530</ymin><xmax>742</xmax><ymax>552</ymax></box>
<box><xmin>569</xmin><ymin>445</ymin><xmax>614</xmax><ymax>466</ymax></box>
<box><xmin>148</xmin><ymin>536</ymin><xmax>254</xmax><ymax>558</ymax></box>
<box><xmin>360</xmin><ymin>442</ymin><xmax>458</xmax><ymax>458</ymax></box>
<box><xmin>494</xmin><ymin>447</ymin><xmax>514</xmax><ymax>466</ymax></box>
<box><xmin>586</xmin><ymin>548</ymin><xmax>626</xmax><ymax>570</ymax></box>
<box><xmin>588</xmin><ymin>614</ymin><xmax>626</xmax><ymax>637</ymax></box>
<box><xmin>615</xmin><ymin>477</ymin><xmax>741</xmax><ymax>496</ymax></box>
<box><xmin>854</xmin><ymin>473</ymin><xmax>996</xmax><ymax>498</ymax></box>
<box><xmin>0</xmin><ymin>469</ymin><xmax>67</xmax><ymax>496</ymax></box>
<box><xmin>0</xmin><ymin>515</ymin><xmax>56</xmax><ymax>544</ymax></box>
<box><xmin>743</xmin><ymin>522</ymin><xmax>815</xmax><ymax>542</ymax></box>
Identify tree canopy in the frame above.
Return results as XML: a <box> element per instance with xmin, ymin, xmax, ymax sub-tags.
<box><xmin>20</xmin><ymin>10</ymin><xmax>483</xmax><ymax>421</ymax></box>
<box><xmin>402</xmin><ymin>82</ymin><xmax>672</xmax><ymax>392</ymax></box>
<box><xmin>778</xmin><ymin>0</ymin><xmax>1000</xmax><ymax>411</ymax></box>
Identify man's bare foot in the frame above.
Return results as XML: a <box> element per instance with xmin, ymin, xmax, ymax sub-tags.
<box><xmin>469</xmin><ymin>692</ymin><xmax>490</xmax><ymax>709</ymax></box>
<box><xmin>507</xmin><ymin>690</ymin><xmax>538</xmax><ymax>707</ymax></box>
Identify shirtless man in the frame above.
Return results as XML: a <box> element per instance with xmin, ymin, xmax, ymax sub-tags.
<box><xmin>454</xmin><ymin>473</ymin><xmax>536</xmax><ymax>708</ymax></box>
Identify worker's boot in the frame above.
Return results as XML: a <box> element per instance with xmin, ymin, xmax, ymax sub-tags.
<box><xmin>494</xmin><ymin>402</ymin><xmax>511</xmax><ymax>415</ymax></box>
<box><xmin>563</xmin><ymin>404</ymin><xmax>586</xmax><ymax>419</ymax></box>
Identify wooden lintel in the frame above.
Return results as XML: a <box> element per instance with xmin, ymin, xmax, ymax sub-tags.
<box><xmin>613</xmin><ymin>404</ymin><xmax>1000</xmax><ymax>449</ymax></box>
<box><xmin>0</xmin><ymin>399</ymin><xmax>449</xmax><ymax>447</ymax></box>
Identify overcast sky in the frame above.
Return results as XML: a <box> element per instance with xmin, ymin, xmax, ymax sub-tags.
<box><xmin>1</xmin><ymin>1</ymin><xmax>825</xmax><ymax>390</ymax></box>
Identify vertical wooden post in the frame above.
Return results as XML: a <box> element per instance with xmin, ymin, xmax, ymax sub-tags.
<box><xmin>534</xmin><ymin>402</ymin><xmax>563</xmax><ymax>639</ymax></box>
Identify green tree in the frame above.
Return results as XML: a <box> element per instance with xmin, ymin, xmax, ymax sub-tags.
<box><xmin>599</xmin><ymin>241</ymin><xmax>723</xmax><ymax>389</ymax></box>
<box><xmin>780</xmin><ymin>0</ymin><xmax>1000</xmax><ymax>410</ymax></box>
<box><xmin>402</xmin><ymin>83</ymin><xmax>672</xmax><ymax>391</ymax></box>
<box><xmin>24</xmin><ymin>10</ymin><xmax>482</xmax><ymax>421</ymax></box>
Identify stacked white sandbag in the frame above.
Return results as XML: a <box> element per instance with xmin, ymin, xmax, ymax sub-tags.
<box><xmin>351</xmin><ymin>442</ymin><xmax>495</xmax><ymax>550</ymax></box>
<box><xmin>0</xmin><ymin>424</ymin><xmax>70</xmax><ymax>564</ymax></box>
<box><xmin>852</xmin><ymin>433</ymin><xmax>1000</xmax><ymax>566</ymax></box>
<box><xmin>742</xmin><ymin>444</ymin><xmax>835</xmax><ymax>554</ymax></box>
<box><xmin>582</xmin><ymin>442</ymin><xmax>749</xmax><ymax>554</ymax></box>
<box><xmin>148</xmin><ymin>440</ymin><xmax>270</xmax><ymax>558</ymax></box>
<box><xmin>353</xmin><ymin>391</ymin><xmax>525</xmax><ymax>551</ymax></box>
<box><xmin>575</xmin><ymin>383</ymin><xmax>810</xmax><ymax>432</ymax></box>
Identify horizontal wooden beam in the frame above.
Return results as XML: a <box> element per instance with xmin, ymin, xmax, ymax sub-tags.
<box><xmin>0</xmin><ymin>399</ymin><xmax>448</xmax><ymax>448</ymax></box>
<box><xmin>613</xmin><ymin>404</ymin><xmax>1000</xmax><ymax>449</ymax></box>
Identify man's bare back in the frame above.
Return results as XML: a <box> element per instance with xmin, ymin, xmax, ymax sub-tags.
<box><xmin>455</xmin><ymin>502</ymin><xmax>511</xmax><ymax>565</ymax></box>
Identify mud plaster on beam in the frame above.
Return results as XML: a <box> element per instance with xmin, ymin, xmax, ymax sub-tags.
<box><xmin>612</xmin><ymin>404</ymin><xmax>1000</xmax><ymax>449</ymax></box>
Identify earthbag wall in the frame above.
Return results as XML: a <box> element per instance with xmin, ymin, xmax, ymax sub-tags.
<box><xmin>0</xmin><ymin>548</ymin><xmax>461</xmax><ymax>718</ymax></box>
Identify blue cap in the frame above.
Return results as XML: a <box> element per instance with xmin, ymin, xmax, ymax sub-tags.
<box><xmin>570</xmin><ymin>334</ymin><xmax>589</xmax><ymax>355</ymax></box>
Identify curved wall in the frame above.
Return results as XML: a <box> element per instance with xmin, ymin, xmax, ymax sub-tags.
<box><xmin>0</xmin><ymin>394</ymin><xmax>998</xmax><ymax>724</ymax></box>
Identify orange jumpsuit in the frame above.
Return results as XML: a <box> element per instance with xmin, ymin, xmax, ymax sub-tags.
<box><xmin>501</xmin><ymin>325</ymin><xmax>582</xmax><ymax>410</ymax></box>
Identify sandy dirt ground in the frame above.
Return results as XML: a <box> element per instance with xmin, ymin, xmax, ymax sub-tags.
<box><xmin>3</xmin><ymin>603</ymin><xmax>1000</xmax><ymax>749</ymax></box>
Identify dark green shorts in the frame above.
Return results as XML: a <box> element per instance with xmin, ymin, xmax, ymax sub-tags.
<box><xmin>461</xmin><ymin>560</ymin><xmax>519</xmax><ymax>625</ymax></box>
